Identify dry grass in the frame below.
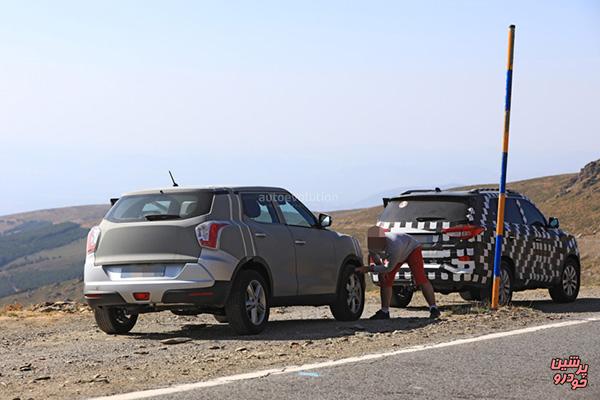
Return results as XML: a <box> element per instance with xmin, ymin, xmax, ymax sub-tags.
<box><xmin>0</xmin><ymin>302</ymin><xmax>24</xmax><ymax>317</ymax></box>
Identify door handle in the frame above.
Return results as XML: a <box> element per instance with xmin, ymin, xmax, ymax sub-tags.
<box><xmin>294</xmin><ymin>240</ymin><xmax>306</xmax><ymax>245</ymax></box>
<box><xmin>254</xmin><ymin>232</ymin><xmax>267</xmax><ymax>238</ymax></box>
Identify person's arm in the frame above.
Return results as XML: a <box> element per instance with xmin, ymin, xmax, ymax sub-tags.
<box><xmin>355</xmin><ymin>252</ymin><xmax>395</xmax><ymax>274</ymax></box>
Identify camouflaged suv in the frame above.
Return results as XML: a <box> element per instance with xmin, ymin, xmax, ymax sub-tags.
<box><xmin>372</xmin><ymin>188</ymin><xmax>580</xmax><ymax>307</ymax></box>
<box><xmin>84</xmin><ymin>187</ymin><xmax>364</xmax><ymax>335</ymax></box>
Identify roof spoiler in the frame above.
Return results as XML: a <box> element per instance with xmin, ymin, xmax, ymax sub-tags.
<box><xmin>401</xmin><ymin>187</ymin><xmax>442</xmax><ymax>195</ymax></box>
<box><xmin>383</xmin><ymin>187</ymin><xmax>443</xmax><ymax>207</ymax></box>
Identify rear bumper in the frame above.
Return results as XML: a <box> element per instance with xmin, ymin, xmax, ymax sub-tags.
<box><xmin>84</xmin><ymin>253</ymin><xmax>236</xmax><ymax>308</ymax></box>
<box><xmin>85</xmin><ymin>281</ymin><xmax>230</xmax><ymax>308</ymax></box>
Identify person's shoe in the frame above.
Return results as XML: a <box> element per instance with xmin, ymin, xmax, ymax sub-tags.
<box><xmin>429</xmin><ymin>307</ymin><xmax>441</xmax><ymax>319</ymax></box>
<box><xmin>369</xmin><ymin>310</ymin><xmax>390</xmax><ymax>320</ymax></box>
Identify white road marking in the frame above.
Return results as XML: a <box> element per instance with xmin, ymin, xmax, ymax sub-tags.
<box><xmin>89</xmin><ymin>317</ymin><xmax>600</xmax><ymax>400</ymax></box>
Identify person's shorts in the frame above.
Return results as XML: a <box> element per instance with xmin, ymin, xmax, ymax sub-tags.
<box><xmin>379</xmin><ymin>246</ymin><xmax>429</xmax><ymax>288</ymax></box>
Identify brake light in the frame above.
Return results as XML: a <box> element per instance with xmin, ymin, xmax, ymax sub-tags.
<box><xmin>86</xmin><ymin>226</ymin><xmax>101</xmax><ymax>254</ymax></box>
<box><xmin>133</xmin><ymin>292</ymin><xmax>150</xmax><ymax>301</ymax></box>
<box><xmin>442</xmin><ymin>225</ymin><xmax>484</xmax><ymax>240</ymax></box>
<box><xmin>195</xmin><ymin>222</ymin><xmax>230</xmax><ymax>249</ymax></box>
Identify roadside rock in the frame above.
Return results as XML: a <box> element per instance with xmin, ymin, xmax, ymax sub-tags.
<box><xmin>30</xmin><ymin>301</ymin><xmax>89</xmax><ymax>313</ymax></box>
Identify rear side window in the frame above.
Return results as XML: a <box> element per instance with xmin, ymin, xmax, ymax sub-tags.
<box><xmin>241</xmin><ymin>193</ymin><xmax>279</xmax><ymax>224</ymax></box>
<box><xmin>379</xmin><ymin>196</ymin><xmax>470</xmax><ymax>223</ymax></box>
<box><xmin>489</xmin><ymin>198</ymin><xmax>524</xmax><ymax>224</ymax></box>
<box><xmin>106</xmin><ymin>191</ymin><xmax>214</xmax><ymax>222</ymax></box>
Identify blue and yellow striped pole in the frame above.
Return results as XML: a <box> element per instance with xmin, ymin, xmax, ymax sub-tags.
<box><xmin>491</xmin><ymin>25</ymin><xmax>516</xmax><ymax>310</ymax></box>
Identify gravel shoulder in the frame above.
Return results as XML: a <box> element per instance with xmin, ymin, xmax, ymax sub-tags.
<box><xmin>1</xmin><ymin>287</ymin><xmax>599</xmax><ymax>400</ymax></box>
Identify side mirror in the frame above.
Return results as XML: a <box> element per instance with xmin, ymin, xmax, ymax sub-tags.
<box><xmin>110</xmin><ymin>198</ymin><xmax>119</xmax><ymax>206</ymax></box>
<box><xmin>318</xmin><ymin>213</ymin><xmax>332</xmax><ymax>228</ymax></box>
<box><xmin>548</xmin><ymin>217</ymin><xmax>560</xmax><ymax>229</ymax></box>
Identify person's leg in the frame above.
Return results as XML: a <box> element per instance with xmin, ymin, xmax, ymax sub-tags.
<box><xmin>420</xmin><ymin>281</ymin><xmax>436</xmax><ymax>307</ymax></box>
<box><xmin>407</xmin><ymin>247</ymin><xmax>441</xmax><ymax>318</ymax></box>
<box><xmin>380</xmin><ymin>285</ymin><xmax>393</xmax><ymax>311</ymax></box>
<box><xmin>370</xmin><ymin>271</ymin><xmax>397</xmax><ymax>319</ymax></box>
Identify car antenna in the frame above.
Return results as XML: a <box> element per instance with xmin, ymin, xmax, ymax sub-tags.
<box><xmin>169</xmin><ymin>170</ymin><xmax>179</xmax><ymax>187</ymax></box>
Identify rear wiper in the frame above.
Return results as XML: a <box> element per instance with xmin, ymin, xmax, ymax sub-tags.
<box><xmin>145</xmin><ymin>214</ymin><xmax>181</xmax><ymax>221</ymax></box>
<box><xmin>416</xmin><ymin>216</ymin><xmax>445</xmax><ymax>222</ymax></box>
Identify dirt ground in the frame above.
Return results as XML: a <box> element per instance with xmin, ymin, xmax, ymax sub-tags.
<box><xmin>1</xmin><ymin>287</ymin><xmax>600</xmax><ymax>400</ymax></box>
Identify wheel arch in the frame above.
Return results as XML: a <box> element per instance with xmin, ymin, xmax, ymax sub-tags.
<box><xmin>501</xmin><ymin>256</ymin><xmax>516</xmax><ymax>281</ymax></box>
<box><xmin>565</xmin><ymin>254</ymin><xmax>580</xmax><ymax>268</ymax></box>
<box><xmin>335</xmin><ymin>254</ymin><xmax>364</xmax><ymax>291</ymax></box>
<box><xmin>230</xmin><ymin>256</ymin><xmax>273</xmax><ymax>298</ymax></box>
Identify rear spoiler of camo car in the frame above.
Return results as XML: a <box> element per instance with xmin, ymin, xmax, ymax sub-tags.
<box><xmin>383</xmin><ymin>188</ymin><xmax>442</xmax><ymax>207</ymax></box>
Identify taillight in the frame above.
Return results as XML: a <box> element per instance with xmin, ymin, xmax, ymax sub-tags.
<box><xmin>195</xmin><ymin>221</ymin><xmax>230</xmax><ymax>249</ymax></box>
<box><xmin>133</xmin><ymin>292</ymin><xmax>150</xmax><ymax>301</ymax></box>
<box><xmin>442</xmin><ymin>225</ymin><xmax>484</xmax><ymax>240</ymax></box>
<box><xmin>86</xmin><ymin>226</ymin><xmax>101</xmax><ymax>254</ymax></box>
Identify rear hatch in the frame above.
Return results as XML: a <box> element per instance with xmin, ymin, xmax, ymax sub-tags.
<box><xmin>94</xmin><ymin>190</ymin><xmax>214</xmax><ymax>266</ymax></box>
<box><xmin>378</xmin><ymin>195</ymin><xmax>476</xmax><ymax>259</ymax></box>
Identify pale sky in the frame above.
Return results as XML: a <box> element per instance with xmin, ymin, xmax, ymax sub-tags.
<box><xmin>1</xmin><ymin>0</ymin><xmax>599</xmax><ymax>215</ymax></box>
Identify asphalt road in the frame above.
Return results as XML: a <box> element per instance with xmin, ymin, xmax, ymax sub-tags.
<box><xmin>158</xmin><ymin>319</ymin><xmax>599</xmax><ymax>400</ymax></box>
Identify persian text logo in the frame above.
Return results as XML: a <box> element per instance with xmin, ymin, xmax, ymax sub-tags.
<box><xmin>551</xmin><ymin>355</ymin><xmax>589</xmax><ymax>390</ymax></box>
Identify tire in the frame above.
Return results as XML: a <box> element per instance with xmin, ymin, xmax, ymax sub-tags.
<box><xmin>213</xmin><ymin>314</ymin><xmax>228</xmax><ymax>323</ymax></box>
<box><xmin>480</xmin><ymin>261</ymin><xmax>513</xmax><ymax>305</ymax></box>
<box><xmin>225</xmin><ymin>270</ymin><xmax>270</xmax><ymax>335</ymax></box>
<box><xmin>94</xmin><ymin>307</ymin><xmax>138</xmax><ymax>334</ymax></box>
<box><xmin>390</xmin><ymin>286</ymin><xmax>414</xmax><ymax>308</ymax></box>
<box><xmin>549</xmin><ymin>259</ymin><xmax>580</xmax><ymax>303</ymax></box>
<box><xmin>330</xmin><ymin>266</ymin><xmax>365</xmax><ymax>321</ymax></box>
<box><xmin>459</xmin><ymin>288</ymin><xmax>482</xmax><ymax>301</ymax></box>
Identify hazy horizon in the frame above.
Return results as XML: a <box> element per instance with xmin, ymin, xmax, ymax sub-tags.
<box><xmin>2</xmin><ymin>1</ymin><xmax>599</xmax><ymax>215</ymax></box>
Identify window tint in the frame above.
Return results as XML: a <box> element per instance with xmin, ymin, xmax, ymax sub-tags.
<box><xmin>520</xmin><ymin>200</ymin><xmax>547</xmax><ymax>227</ymax></box>
<box><xmin>379</xmin><ymin>196</ymin><xmax>470</xmax><ymax>223</ymax></box>
<box><xmin>241</xmin><ymin>193</ymin><xmax>279</xmax><ymax>224</ymax></box>
<box><xmin>489</xmin><ymin>198</ymin><xmax>523</xmax><ymax>224</ymax></box>
<box><xmin>106</xmin><ymin>191</ymin><xmax>213</xmax><ymax>222</ymax></box>
<box><xmin>275</xmin><ymin>196</ymin><xmax>316</xmax><ymax>228</ymax></box>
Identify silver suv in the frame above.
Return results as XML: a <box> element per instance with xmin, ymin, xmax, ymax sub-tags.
<box><xmin>84</xmin><ymin>187</ymin><xmax>364</xmax><ymax>335</ymax></box>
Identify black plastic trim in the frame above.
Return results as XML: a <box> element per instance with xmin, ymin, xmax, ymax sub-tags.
<box><xmin>162</xmin><ymin>281</ymin><xmax>230</xmax><ymax>306</ymax></box>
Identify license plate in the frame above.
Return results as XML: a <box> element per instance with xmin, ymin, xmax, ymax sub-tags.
<box><xmin>120</xmin><ymin>265</ymin><xmax>166</xmax><ymax>278</ymax></box>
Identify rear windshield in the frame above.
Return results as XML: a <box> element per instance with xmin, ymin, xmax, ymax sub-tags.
<box><xmin>105</xmin><ymin>191</ymin><xmax>214</xmax><ymax>222</ymax></box>
<box><xmin>379</xmin><ymin>196</ymin><xmax>470</xmax><ymax>223</ymax></box>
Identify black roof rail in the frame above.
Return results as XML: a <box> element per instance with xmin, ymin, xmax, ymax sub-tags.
<box><xmin>468</xmin><ymin>188</ymin><xmax>518</xmax><ymax>194</ymax></box>
<box><xmin>400</xmin><ymin>187</ymin><xmax>442</xmax><ymax>195</ymax></box>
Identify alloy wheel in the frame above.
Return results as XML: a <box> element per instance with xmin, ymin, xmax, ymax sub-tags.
<box><xmin>114</xmin><ymin>308</ymin><xmax>134</xmax><ymax>324</ymax></box>
<box><xmin>499</xmin><ymin>268</ymin><xmax>512</xmax><ymax>305</ymax></box>
<box><xmin>245</xmin><ymin>279</ymin><xmax>267</xmax><ymax>325</ymax></box>
<box><xmin>562</xmin><ymin>264</ymin><xmax>578</xmax><ymax>297</ymax></box>
<box><xmin>346</xmin><ymin>273</ymin><xmax>362</xmax><ymax>314</ymax></box>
